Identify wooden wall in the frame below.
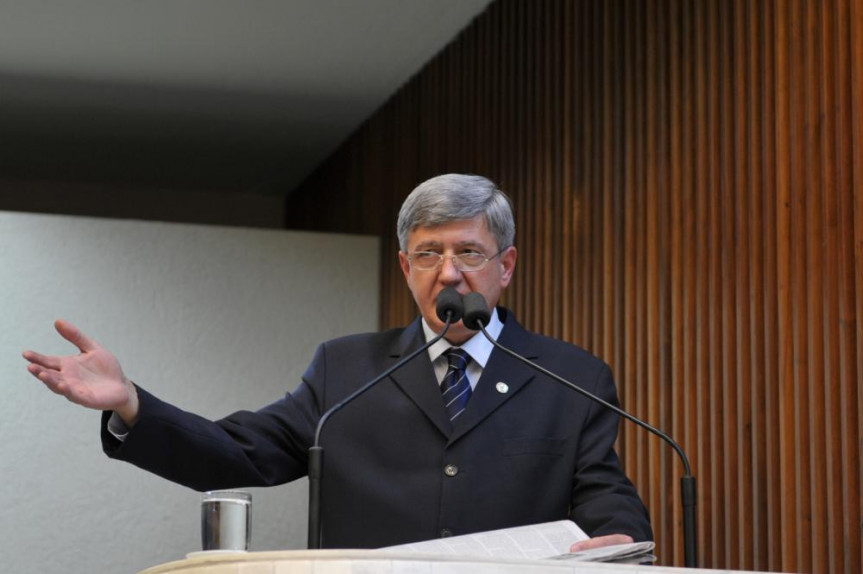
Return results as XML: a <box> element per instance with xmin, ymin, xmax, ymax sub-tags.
<box><xmin>285</xmin><ymin>0</ymin><xmax>862</xmax><ymax>571</ymax></box>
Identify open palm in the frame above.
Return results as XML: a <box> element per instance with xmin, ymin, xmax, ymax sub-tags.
<box><xmin>23</xmin><ymin>319</ymin><xmax>133</xmax><ymax>412</ymax></box>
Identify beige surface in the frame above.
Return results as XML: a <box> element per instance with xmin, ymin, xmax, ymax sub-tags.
<box><xmin>140</xmin><ymin>549</ymin><xmax>785</xmax><ymax>574</ymax></box>
<box><xmin>142</xmin><ymin>550</ymin><xmax>632</xmax><ymax>574</ymax></box>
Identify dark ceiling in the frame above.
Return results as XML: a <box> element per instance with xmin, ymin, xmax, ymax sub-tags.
<box><xmin>0</xmin><ymin>0</ymin><xmax>492</xmax><ymax>196</ymax></box>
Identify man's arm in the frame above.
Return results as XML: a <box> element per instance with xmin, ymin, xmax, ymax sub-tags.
<box><xmin>25</xmin><ymin>319</ymin><xmax>315</xmax><ymax>492</ymax></box>
<box><xmin>568</xmin><ymin>364</ymin><xmax>653</xmax><ymax>546</ymax></box>
<box><xmin>99</xmin><ymin>384</ymin><xmax>314</xmax><ymax>491</ymax></box>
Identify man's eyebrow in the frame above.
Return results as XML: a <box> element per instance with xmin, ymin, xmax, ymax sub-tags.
<box><xmin>453</xmin><ymin>240</ymin><xmax>489</xmax><ymax>250</ymax></box>
<box><xmin>413</xmin><ymin>240</ymin><xmax>488</xmax><ymax>251</ymax></box>
<box><xmin>412</xmin><ymin>241</ymin><xmax>442</xmax><ymax>251</ymax></box>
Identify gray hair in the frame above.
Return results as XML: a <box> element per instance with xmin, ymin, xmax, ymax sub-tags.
<box><xmin>397</xmin><ymin>174</ymin><xmax>515</xmax><ymax>252</ymax></box>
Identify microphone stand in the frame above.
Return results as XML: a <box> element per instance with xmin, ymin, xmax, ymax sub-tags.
<box><xmin>475</xmin><ymin>321</ymin><xmax>698</xmax><ymax>568</ymax></box>
<box><xmin>307</xmin><ymin>316</ymin><xmax>455</xmax><ymax>550</ymax></box>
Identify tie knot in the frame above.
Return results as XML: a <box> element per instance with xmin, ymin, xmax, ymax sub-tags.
<box><xmin>444</xmin><ymin>348</ymin><xmax>470</xmax><ymax>370</ymax></box>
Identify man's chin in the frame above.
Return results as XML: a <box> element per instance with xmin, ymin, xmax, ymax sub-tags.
<box><xmin>442</xmin><ymin>323</ymin><xmax>474</xmax><ymax>345</ymax></box>
<box><xmin>425</xmin><ymin>310</ymin><xmax>475</xmax><ymax>344</ymax></box>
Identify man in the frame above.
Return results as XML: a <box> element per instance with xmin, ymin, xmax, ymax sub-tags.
<box><xmin>23</xmin><ymin>174</ymin><xmax>651</xmax><ymax>551</ymax></box>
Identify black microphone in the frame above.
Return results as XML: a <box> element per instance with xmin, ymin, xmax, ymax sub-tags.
<box><xmin>462</xmin><ymin>291</ymin><xmax>698</xmax><ymax>568</ymax></box>
<box><xmin>307</xmin><ymin>286</ymin><xmax>464</xmax><ymax>549</ymax></box>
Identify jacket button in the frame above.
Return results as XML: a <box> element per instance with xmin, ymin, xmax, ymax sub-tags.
<box><xmin>444</xmin><ymin>464</ymin><xmax>459</xmax><ymax>477</ymax></box>
<box><xmin>441</xmin><ymin>528</ymin><xmax>453</xmax><ymax>537</ymax></box>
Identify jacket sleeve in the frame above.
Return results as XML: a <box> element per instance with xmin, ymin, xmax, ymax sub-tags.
<box><xmin>100</xmin><ymin>346</ymin><xmax>326</xmax><ymax>492</ymax></box>
<box><xmin>568</xmin><ymin>364</ymin><xmax>654</xmax><ymax>542</ymax></box>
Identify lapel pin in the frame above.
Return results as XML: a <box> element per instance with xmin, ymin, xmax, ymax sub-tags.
<box><xmin>496</xmin><ymin>382</ymin><xmax>509</xmax><ymax>394</ymax></box>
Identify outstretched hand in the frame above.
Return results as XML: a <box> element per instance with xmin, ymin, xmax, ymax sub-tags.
<box><xmin>23</xmin><ymin>319</ymin><xmax>139</xmax><ymax>425</ymax></box>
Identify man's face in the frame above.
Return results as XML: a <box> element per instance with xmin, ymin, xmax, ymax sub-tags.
<box><xmin>398</xmin><ymin>216</ymin><xmax>517</xmax><ymax>344</ymax></box>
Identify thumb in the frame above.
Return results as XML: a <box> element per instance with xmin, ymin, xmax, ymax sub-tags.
<box><xmin>54</xmin><ymin>319</ymin><xmax>99</xmax><ymax>353</ymax></box>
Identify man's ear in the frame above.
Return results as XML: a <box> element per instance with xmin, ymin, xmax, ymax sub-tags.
<box><xmin>398</xmin><ymin>251</ymin><xmax>412</xmax><ymax>285</ymax></box>
<box><xmin>499</xmin><ymin>246</ymin><xmax>517</xmax><ymax>288</ymax></box>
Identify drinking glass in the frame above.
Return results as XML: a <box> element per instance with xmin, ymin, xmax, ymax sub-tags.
<box><xmin>200</xmin><ymin>490</ymin><xmax>251</xmax><ymax>552</ymax></box>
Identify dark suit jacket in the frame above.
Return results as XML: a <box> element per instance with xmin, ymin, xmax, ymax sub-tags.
<box><xmin>102</xmin><ymin>308</ymin><xmax>652</xmax><ymax>548</ymax></box>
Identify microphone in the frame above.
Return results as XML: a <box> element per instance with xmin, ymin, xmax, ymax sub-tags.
<box><xmin>307</xmin><ymin>287</ymin><xmax>464</xmax><ymax>549</ymax></box>
<box><xmin>462</xmin><ymin>292</ymin><xmax>698</xmax><ymax>568</ymax></box>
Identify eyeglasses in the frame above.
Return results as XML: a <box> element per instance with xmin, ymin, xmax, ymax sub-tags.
<box><xmin>407</xmin><ymin>248</ymin><xmax>507</xmax><ymax>272</ymax></box>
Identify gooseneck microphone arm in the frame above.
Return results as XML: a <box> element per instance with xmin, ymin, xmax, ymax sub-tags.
<box><xmin>307</xmin><ymin>287</ymin><xmax>464</xmax><ymax>550</ymax></box>
<box><xmin>461</xmin><ymin>293</ymin><xmax>698</xmax><ymax>568</ymax></box>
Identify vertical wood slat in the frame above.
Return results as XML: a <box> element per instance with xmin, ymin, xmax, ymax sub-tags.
<box><xmin>732</xmin><ymin>0</ymin><xmax>754</xmax><ymax>568</ymax></box>
<box><xmin>693</xmin><ymin>0</ymin><xmax>712</xmax><ymax>563</ymax></box>
<box><xmin>819</xmin><ymin>4</ymin><xmax>844</xmax><ymax>573</ymax></box>
<box><xmin>668</xmin><ymin>0</ymin><xmax>685</xmax><ymax>565</ymax></box>
<box><xmin>643</xmin><ymin>0</ymin><xmax>659</xmax><ymax>556</ymax></box>
<box><xmin>718</xmin><ymin>0</ymin><xmax>735</xmax><ymax>565</ymax></box>
<box><xmin>285</xmin><ymin>1</ymin><xmax>863</xmax><ymax>571</ymax></box>
<box><xmin>760</xmin><ymin>0</ymin><xmax>783</xmax><ymax>569</ymax></box>
<box><xmin>774</xmin><ymin>1</ymin><xmax>796</xmax><ymax>572</ymax></box>
<box><xmin>744</xmin><ymin>0</ymin><xmax>767</xmax><ymax>569</ymax></box>
<box><xmin>850</xmin><ymin>2</ymin><xmax>863</xmax><ymax>573</ymax></box>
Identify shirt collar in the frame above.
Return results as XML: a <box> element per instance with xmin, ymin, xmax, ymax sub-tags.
<box><xmin>421</xmin><ymin>306</ymin><xmax>504</xmax><ymax>368</ymax></box>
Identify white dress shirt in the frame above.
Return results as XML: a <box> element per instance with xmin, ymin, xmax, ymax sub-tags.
<box><xmin>421</xmin><ymin>307</ymin><xmax>504</xmax><ymax>390</ymax></box>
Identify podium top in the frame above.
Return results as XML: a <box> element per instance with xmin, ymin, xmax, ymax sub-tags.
<box><xmin>140</xmin><ymin>549</ymin><xmax>783</xmax><ymax>574</ymax></box>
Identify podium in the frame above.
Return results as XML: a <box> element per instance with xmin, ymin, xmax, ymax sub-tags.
<box><xmin>140</xmin><ymin>549</ymin><xmax>780</xmax><ymax>574</ymax></box>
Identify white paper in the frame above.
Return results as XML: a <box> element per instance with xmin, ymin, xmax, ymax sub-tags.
<box><xmin>384</xmin><ymin>520</ymin><xmax>588</xmax><ymax>561</ymax></box>
<box><xmin>385</xmin><ymin>521</ymin><xmax>656</xmax><ymax>564</ymax></box>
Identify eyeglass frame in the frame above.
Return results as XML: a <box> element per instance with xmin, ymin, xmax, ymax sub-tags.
<box><xmin>406</xmin><ymin>247</ymin><xmax>509</xmax><ymax>272</ymax></box>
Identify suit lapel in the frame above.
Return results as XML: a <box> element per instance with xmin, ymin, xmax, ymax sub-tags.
<box><xmin>448</xmin><ymin>311</ymin><xmax>539</xmax><ymax>444</ymax></box>
<box><xmin>387</xmin><ymin>319</ymin><xmax>452</xmax><ymax>438</ymax></box>
<box><xmin>386</xmin><ymin>311</ymin><xmax>541</xmax><ymax>442</ymax></box>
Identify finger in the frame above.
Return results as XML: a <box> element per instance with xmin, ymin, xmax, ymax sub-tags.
<box><xmin>54</xmin><ymin>319</ymin><xmax>98</xmax><ymax>353</ymax></box>
<box><xmin>25</xmin><ymin>363</ymin><xmax>44</xmax><ymax>379</ymax></box>
<box><xmin>27</xmin><ymin>364</ymin><xmax>67</xmax><ymax>395</ymax></box>
<box><xmin>22</xmin><ymin>350</ymin><xmax>62</xmax><ymax>370</ymax></box>
<box><xmin>27</xmin><ymin>364</ymin><xmax>97</xmax><ymax>407</ymax></box>
<box><xmin>570</xmin><ymin>534</ymin><xmax>633</xmax><ymax>552</ymax></box>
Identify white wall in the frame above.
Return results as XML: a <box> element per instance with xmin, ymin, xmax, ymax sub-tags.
<box><xmin>0</xmin><ymin>212</ymin><xmax>380</xmax><ymax>573</ymax></box>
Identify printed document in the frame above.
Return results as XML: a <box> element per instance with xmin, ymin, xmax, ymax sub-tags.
<box><xmin>385</xmin><ymin>520</ymin><xmax>655</xmax><ymax>563</ymax></box>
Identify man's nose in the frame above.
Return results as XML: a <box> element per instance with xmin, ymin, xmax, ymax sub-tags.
<box><xmin>438</xmin><ymin>255</ymin><xmax>463</xmax><ymax>283</ymax></box>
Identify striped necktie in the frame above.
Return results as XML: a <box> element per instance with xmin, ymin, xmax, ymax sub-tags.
<box><xmin>441</xmin><ymin>348</ymin><xmax>472</xmax><ymax>421</ymax></box>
